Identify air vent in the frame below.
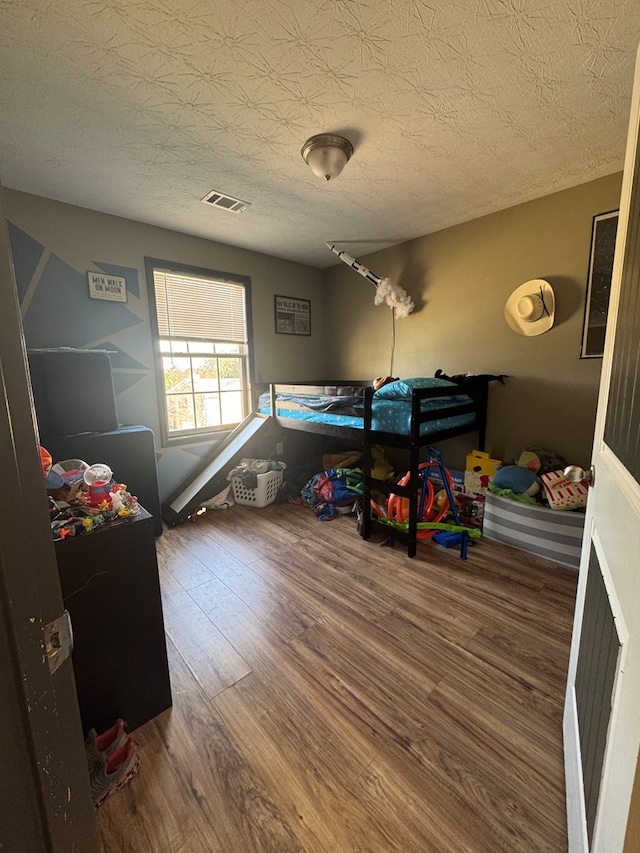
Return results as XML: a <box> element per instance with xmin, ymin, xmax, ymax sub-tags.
<box><xmin>201</xmin><ymin>189</ymin><xmax>251</xmax><ymax>213</ymax></box>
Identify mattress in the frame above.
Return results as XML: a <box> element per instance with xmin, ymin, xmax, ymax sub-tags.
<box><xmin>258</xmin><ymin>391</ymin><xmax>475</xmax><ymax>436</ymax></box>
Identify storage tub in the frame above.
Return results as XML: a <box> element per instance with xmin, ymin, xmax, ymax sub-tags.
<box><xmin>483</xmin><ymin>491</ymin><xmax>584</xmax><ymax>569</ymax></box>
<box><xmin>232</xmin><ymin>468</ymin><xmax>284</xmax><ymax>507</ymax></box>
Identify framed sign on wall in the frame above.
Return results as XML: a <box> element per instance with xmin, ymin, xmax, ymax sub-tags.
<box><xmin>580</xmin><ymin>209</ymin><xmax>619</xmax><ymax>358</ymax></box>
<box><xmin>88</xmin><ymin>271</ymin><xmax>128</xmax><ymax>303</ymax></box>
<box><xmin>274</xmin><ymin>295</ymin><xmax>311</xmax><ymax>336</ymax></box>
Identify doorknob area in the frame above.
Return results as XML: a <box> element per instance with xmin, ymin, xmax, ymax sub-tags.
<box><xmin>563</xmin><ymin>464</ymin><xmax>595</xmax><ymax>486</ymax></box>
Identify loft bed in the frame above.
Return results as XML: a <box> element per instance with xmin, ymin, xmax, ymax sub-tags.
<box><xmin>258</xmin><ymin>377</ymin><xmax>488</xmax><ymax>448</ymax></box>
<box><xmin>258</xmin><ymin>376</ymin><xmax>491</xmax><ymax>557</ymax></box>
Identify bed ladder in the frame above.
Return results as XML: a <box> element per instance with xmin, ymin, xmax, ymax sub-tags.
<box><xmin>421</xmin><ymin>446</ymin><xmax>469</xmax><ymax>560</ymax></box>
<box><xmin>361</xmin><ymin>443</ymin><xmax>472</xmax><ymax>559</ymax></box>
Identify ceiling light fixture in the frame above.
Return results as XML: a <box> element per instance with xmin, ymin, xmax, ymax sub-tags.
<box><xmin>301</xmin><ymin>133</ymin><xmax>353</xmax><ymax>181</ymax></box>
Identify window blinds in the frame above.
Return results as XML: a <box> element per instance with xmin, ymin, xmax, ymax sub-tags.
<box><xmin>153</xmin><ymin>270</ymin><xmax>247</xmax><ymax>343</ymax></box>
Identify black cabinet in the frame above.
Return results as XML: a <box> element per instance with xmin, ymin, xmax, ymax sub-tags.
<box><xmin>28</xmin><ymin>349</ymin><xmax>163</xmax><ymax>536</ymax></box>
<box><xmin>54</xmin><ymin>508</ymin><xmax>172</xmax><ymax>735</ymax></box>
<box><xmin>45</xmin><ymin>426</ymin><xmax>163</xmax><ymax>537</ymax></box>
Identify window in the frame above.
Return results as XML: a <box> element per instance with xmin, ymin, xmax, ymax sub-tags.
<box><xmin>146</xmin><ymin>259</ymin><xmax>252</xmax><ymax>444</ymax></box>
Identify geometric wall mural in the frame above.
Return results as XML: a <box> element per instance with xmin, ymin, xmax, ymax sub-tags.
<box><xmin>7</xmin><ymin>221</ymin><xmax>44</xmax><ymax>303</ymax></box>
<box><xmin>21</xmin><ymin>253</ymin><xmax>142</xmax><ymax>350</ymax></box>
<box><xmin>8</xmin><ymin>222</ymin><xmax>152</xmax><ymax>419</ymax></box>
<box><xmin>89</xmin><ymin>341</ymin><xmax>148</xmax><ymax>370</ymax></box>
<box><xmin>93</xmin><ymin>261</ymin><xmax>140</xmax><ymax>299</ymax></box>
<box><xmin>8</xmin><ymin>222</ymin><xmax>145</xmax><ymax>354</ymax></box>
<box><xmin>7</xmin><ymin>221</ymin><xmax>230</xmax><ymax>498</ymax></box>
<box><xmin>112</xmin><ymin>372</ymin><xmax>148</xmax><ymax>396</ymax></box>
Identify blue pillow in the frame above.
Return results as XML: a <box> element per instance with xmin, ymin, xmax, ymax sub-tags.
<box><xmin>374</xmin><ymin>376</ymin><xmax>459</xmax><ymax>401</ymax></box>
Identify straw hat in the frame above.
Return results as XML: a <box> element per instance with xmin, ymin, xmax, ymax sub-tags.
<box><xmin>505</xmin><ymin>279</ymin><xmax>555</xmax><ymax>336</ymax></box>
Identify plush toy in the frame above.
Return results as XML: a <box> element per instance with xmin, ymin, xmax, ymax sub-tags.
<box><xmin>491</xmin><ymin>465</ymin><xmax>540</xmax><ymax>497</ymax></box>
<box><xmin>371</xmin><ymin>444</ymin><xmax>395</xmax><ymax>481</ymax></box>
<box><xmin>373</xmin><ymin>375</ymin><xmax>398</xmax><ymax>391</ymax></box>
<box><xmin>515</xmin><ymin>446</ymin><xmax>567</xmax><ymax>476</ymax></box>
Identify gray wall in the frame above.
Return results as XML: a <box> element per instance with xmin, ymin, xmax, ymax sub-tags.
<box><xmin>323</xmin><ymin>173</ymin><xmax>623</xmax><ymax>469</ymax></box>
<box><xmin>5</xmin><ymin>189</ymin><xmax>325</xmax><ymax>499</ymax></box>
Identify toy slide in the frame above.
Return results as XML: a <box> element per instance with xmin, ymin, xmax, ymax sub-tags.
<box><xmin>161</xmin><ymin>413</ymin><xmax>274</xmax><ymax>526</ymax></box>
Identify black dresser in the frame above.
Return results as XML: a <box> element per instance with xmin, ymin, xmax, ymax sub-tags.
<box><xmin>54</xmin><ymin>508</ymin><xmax>172</xmax><ymax>735</ymax></box>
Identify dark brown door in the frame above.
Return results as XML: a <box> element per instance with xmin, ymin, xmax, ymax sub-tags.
<box><xmin>0</xmin><ymin>180</ymin><xmax>100</xmax><ymax>851</ymax></box>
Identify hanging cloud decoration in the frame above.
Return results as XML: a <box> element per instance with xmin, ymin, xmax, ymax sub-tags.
<box><xmin>325</xmin><ymin>243</ymin><xmax>415</xmax><ymax>317</ymax></box>
<box><xmin>374</xmin><ymin>277</ymin><xmax>415</xmax><ymax>318</ymax></box>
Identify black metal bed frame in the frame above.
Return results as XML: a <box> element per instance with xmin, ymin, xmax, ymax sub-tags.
<box><xmin>265</xmin><ymin>378</ymin><xmax>489</xmax><ymax>557</ymax></box>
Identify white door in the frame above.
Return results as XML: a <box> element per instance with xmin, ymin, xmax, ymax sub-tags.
<box><xmin>564</xmin><ymin>45</ymin><xmax>640</xmax><ymax>852</ymax></box>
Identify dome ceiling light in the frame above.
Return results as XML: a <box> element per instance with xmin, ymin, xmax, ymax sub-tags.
<box><xmin>301</xmin><ymin>133</ymin><xmax>353</xmax><ymax>181</ymax></box>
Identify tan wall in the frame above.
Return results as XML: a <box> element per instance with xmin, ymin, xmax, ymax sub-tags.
<box><xmin>5</xmin><ymin>189</ymin><xmax>326</xmax><ymax>497</ymax></box>
<box><xmin>323</xmin><ymin>174</ymin><xmax>623</xmax><ymax>469</ymax></box>
<box><xmin>5</xmin><ymin>175</ymin><xmax>623</xmax><ymax>489</ymax></box>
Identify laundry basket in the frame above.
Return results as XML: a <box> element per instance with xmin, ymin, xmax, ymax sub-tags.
<box><xmin>231</xmin><ymin>467</ymin><xmax>284</xmax><ymax>508</ymax></box>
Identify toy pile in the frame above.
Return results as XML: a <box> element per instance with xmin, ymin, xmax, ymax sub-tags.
<box><xmin>301</xmin><ymin>466</ymin><xmax>364</xmax><ymax>520</ymax></box>
<box><xmin>299</xmin><ymin>445</ymin><xmax>394</xmax><ymax>521</ymax></box>
<box><xmin>487</xmin><ymin>446</ymin><xmax>588</xmax><ymax>511</ymax></box>
<box><xmin>41</xmin><ymin>448</ymin><xmax>139</xmax><ymax>540</ymax></box>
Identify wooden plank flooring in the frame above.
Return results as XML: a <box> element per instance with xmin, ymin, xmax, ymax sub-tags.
<box><xmin>98</xmin><ymin>502</ymin><xmax>577</xmax><ymax>852</ymax></box>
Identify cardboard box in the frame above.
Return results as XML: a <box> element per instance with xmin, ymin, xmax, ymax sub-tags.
<box><xmin>541</xmin><ymin>470</ymin><xmax>588</xmax><ymax>510</ymax></box>
<box><xmin>465</xmin><ymin>450</ymin><xmax>502</xmax><ymax>495</ymax></box>
<box><xmin>483</xmin><ymin>492</ymin><xmax>584</xmax><ymax>569</ymax></box>
<box><xmin>464</xmin><ymin>471</ymin><xmax>488</xmax><ymax>495</ymax></box>
<box><xmin>456</xmin><ymin>493</ymin><xmax>485</xmax><ymax>529</ymax></box>
<box><xmin>427</xmin><ymin>468</ymin><xmax>465</xmax><ymax>493</ymax></box>
<box><xmin>424</xmin><ymin>471</ymin><xmax>485</xmax><ymax>528</ymax></box>
<box><xmin>465</xmin><ymin>450</ymin><xmax>502</xmax><ymax>476</ymax></box>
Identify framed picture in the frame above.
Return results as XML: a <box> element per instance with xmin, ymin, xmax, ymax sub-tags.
<box><xmin>581</xmin><ymin>209</ymin><xmax>619</xmax><ymax>358</ymax></box>
<box><xmin>274</xmin><ymin>295</ymin><xmax>311</xmax><ymax>336</ymax></box>
<box><xmin>87</xmin><ymin>271</ymin><xmax>128</xmax><ymax>302</ymax></box>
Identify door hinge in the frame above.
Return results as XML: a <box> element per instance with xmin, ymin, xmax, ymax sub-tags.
<box><xmin>44</xmin><ymin>610</ymin><xmax>74</xmax><ymax>674</ymax></box>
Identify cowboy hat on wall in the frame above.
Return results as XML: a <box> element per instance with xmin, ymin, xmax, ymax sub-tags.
<box><xmin>505</xmin><ymin>279</ymin><xmax>555</xmax><ymax>336</ymax></box>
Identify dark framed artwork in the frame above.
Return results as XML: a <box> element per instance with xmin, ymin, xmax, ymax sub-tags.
<box><xmin>581</xmin><ymin>209</ymin><xmax>619</xmax><ymax>358</ymax></box>
<box><xmin>274</xmin><ymin>295</ymin><xmax>311</xmax><ymax>336</ymax></box>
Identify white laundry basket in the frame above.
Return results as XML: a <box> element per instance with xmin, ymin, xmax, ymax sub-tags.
<box><xmin>231</xmin><ymin>467</ymin><xmax>284</xmax><ymax>507</ymax></box>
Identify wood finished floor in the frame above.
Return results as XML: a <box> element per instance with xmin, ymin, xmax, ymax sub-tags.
<box><xmin>98</xmin><ymin>502</ymin><xmax>577</xmax><ymax>853</ymax></box>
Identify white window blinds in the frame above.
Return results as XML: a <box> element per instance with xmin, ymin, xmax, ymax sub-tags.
<box><xmin>153</xmin><ymin>270</ymin><xmax>247</xmax><ymax>343</ymax></box>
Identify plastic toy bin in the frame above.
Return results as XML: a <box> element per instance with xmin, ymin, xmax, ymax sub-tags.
<box><xmin>232</xmin><ymin>468</ymin><xmax>283</xmax><ymax>507</ymax></box>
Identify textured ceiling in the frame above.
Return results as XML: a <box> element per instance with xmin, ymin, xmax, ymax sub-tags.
<box><xmin>1</xmin><ymin>0</ymin><xmax>639</xmax><ymax>268</ymax></box>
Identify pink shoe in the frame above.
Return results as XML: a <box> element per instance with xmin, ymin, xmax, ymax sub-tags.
<box><xmin>85</xmin><ymin>718</ymin><xmax>128</xmax><ymax>770</ymax></box>
<box><xmin>90</xmin><ymin>736</ymin><xmax>140</xmax><ymax>806</ymax></box>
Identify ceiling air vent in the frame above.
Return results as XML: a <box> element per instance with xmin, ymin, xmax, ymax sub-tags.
<box><xmin>200</xmin><ymin>189</ymin><xmax>251</xmax><ymax>213</ymax></box>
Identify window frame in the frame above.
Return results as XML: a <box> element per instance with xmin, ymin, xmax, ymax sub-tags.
<box><xmin>145</xmin><ymin>257</ymin><xmax>253</xmax><ymax>448</ymax></box>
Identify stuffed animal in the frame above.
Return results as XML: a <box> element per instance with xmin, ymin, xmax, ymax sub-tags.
<box><xmin>491</xmin><ymin>465</ymin><xmax>540</xmax><ymax>497</ymax></box>
<box><xmin>434</xmin><ymin>369</ymin><xmax>508</xmax><ymax>384</ymax></box>
<box><xmin>371</xmin><ymin>444</ymin><xmax>395</xmax><ymax>481</ymax></box>
<box><xmin>373</xmin><ymin>375</ymin><xmax>398</xmax><ymax>391</ymax></box>
<box><xmin>515</xmin><ymin>446</ymin><xmax>567</xmax><ymax>476</ymax></box>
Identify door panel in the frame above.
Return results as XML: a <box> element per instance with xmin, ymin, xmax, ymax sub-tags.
<box><xmin>0</xmin><ymin>181</ymin><xmax>100</xmax><ymax>850</ymax></box>
<box><xmin>604</xmin><ymin>115</ymin><xmax>640</xmax><ymax>479</ymax></box>
<box><xmin>0</xmin><ymin>607</ymin><xmax>48</xmax><ymax>851</ymax></box>
<box><xmin>564</xmin><ymin>45</ymin><xmax>640</xmax><ymax>852</ymax></box>
<box><xmin>575</xmin><ymin>546</ymin><xmax>621</xmax><ymax>845</ymax></box>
